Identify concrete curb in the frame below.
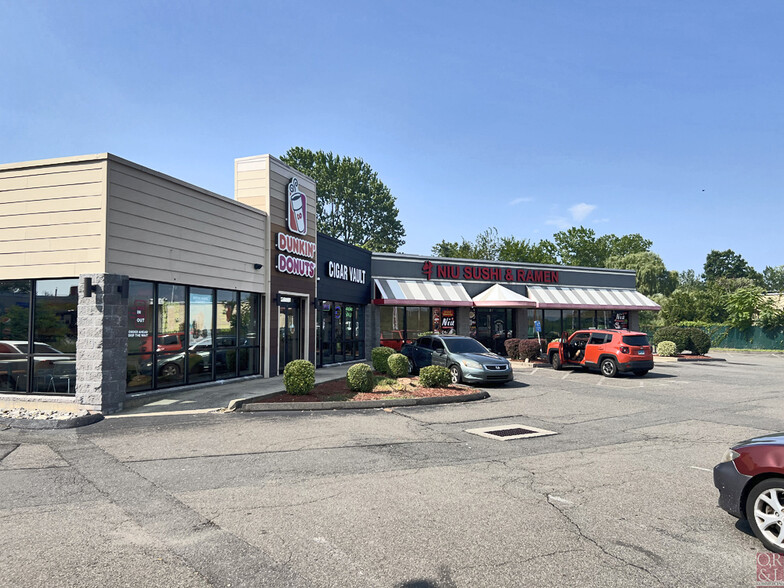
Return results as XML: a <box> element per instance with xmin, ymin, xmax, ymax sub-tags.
<box><xmin>237</xmin><ymin>390</ymin><xmax>490</xmax><ymax>412</ymax></box>
<box><xmin>0</xmin><ymin>412</ymin><xmax>104</xmax><ymax>430</ymax></box>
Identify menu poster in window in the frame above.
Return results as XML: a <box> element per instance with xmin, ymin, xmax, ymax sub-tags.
<box><xmin>469</xmin><ymin>308</ymin><xmax>477</xmax><ymax>338</ymax></box>
<box><xmin>440</xmin><ymin>308</ymin><xmax>455</xmax><ymax>335</ymax></box>
<box><xmin>613</xmin><ymin>311</ymin><xmax>629</xmax><ymax>330</ymax></box>
<box><xmin>432</xmin><ymin>307</ymin><xmax>441</xmax><ymax>333</ymax></box>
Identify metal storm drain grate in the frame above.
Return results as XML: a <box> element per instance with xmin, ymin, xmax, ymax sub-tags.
<box><xmin>465</xmin><ymin>424</ymin><xmax>558</xmax><ymax>441</ymax></box>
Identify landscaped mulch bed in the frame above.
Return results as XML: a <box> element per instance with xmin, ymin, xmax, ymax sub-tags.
<box><xmin>254</xmin><ymin>376</ymin><xmax>472</xmax><ymax>404</ymax></box>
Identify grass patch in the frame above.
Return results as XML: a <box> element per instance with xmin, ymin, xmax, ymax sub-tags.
<box><xmin>374</xmin><ymin>376</ymin><xmax>398</xmax><ymax>386</ymax></box>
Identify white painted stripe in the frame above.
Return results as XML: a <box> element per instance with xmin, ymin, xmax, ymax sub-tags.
<box><xmin>689</xmin><ymin>466</ymin><xmax>712</xmax><ymax>472</ymax></box>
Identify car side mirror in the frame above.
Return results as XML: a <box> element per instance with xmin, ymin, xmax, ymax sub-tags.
<box><xmin>437</xmin><ymin>348</ymin><xmax>445</xmax><ymax>355</ymax></box>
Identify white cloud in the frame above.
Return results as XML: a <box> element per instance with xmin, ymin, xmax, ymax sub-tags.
<box><xmin>509</xmin><ymin>197</ymin><xmax>533</xmax><ymax>205</ymax></box>
<box><xmin>568</xmin><ymin>202</ymin><xmax>596</xmax><ymax>222</ymax></box>
<box><xmin>544</xmin><ymin>202</ymin><xmax>598</xmax><ymax>230</ymax></box>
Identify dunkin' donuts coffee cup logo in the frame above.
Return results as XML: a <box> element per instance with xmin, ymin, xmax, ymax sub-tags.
<box><xmin>287</xmin><ymin>178</ymin><xmax>307</xmax><ymax>235</ymax></box>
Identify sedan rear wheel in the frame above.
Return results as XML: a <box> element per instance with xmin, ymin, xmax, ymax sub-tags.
<box><xmin>159</xmin><ymin>362</ymin><xmax>181</xmax><ymax>379</ymax></box>
<box><xmin>407</xmin><ymin>357</ymin><xmax>417</xmax><ymax>376</ymax></box>
<box><xmin>746</xmin><ymin>478</ymin><xmax>784</xmax><ymax>554</ymax></box>
<box><xmin>449</xmin><ymin>365</ymin><xmax>462</xmax><ymax>385</ymax></box>
<box><xmin>600</xmin><ymin>358</ymin><xmax>618</xmax><ymax>378</ymax></box>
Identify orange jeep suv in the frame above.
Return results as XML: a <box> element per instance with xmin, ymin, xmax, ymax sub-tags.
<box><xmin>546</xmin><ymin>329</ymin><xmax>653</xmax><ymax>377</ymax></box>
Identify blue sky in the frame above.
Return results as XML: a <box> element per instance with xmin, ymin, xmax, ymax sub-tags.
<box><xmin>2</xmin><ymin>1</ymin><xmax>782</xmax><ymax>274</ymax></box>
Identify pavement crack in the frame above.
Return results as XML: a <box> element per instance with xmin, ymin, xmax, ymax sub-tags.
<box><xmin>544</xmin><ymin>494</ymin><xmax>668</xmax><ymax>586</ymax></box>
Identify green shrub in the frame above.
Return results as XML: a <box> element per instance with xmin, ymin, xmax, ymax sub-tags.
<box><xmin>504</xmin><ymin>338</ymin><xmax>521</xmax><ymax>359</ymax></box>
<box><xmin>653</xmin><ymin>326</ymin><xmax>711</xmax><ymax>355</ymax></box>
<box><xmin>283</xmin><ymin>360</ymin><xmax>315</xmax><ymax>395</ymax></box>
<box><xmin>371</xmin><ymin>346</ymin><xmax>395</xmax><ymax>373</ymax></box>
<box><xmin>657</xmin><ymin>341</ymin><xmax>677</xmax><ymax>357</ymax></box>
<box><xmin>387</xmin><ymin>353</ymin><xmax>409</xmax><ymax>377</ymax></box>
<box><xmin>653</xmin><ymin>326</ymin><xmax>689</xmax><ymax>353</ymax></box>
<box><xmin>346</xmin><ymin>363</ymin><xmax>374</xmax><ymax>392</ymax></box>
<box><xmin>419</xmin><ymin>365</ymin><xmax>451</xmax><ymax>388</ymax></box>
<box><xmin>684</xmin><ymin>327</ymin><xmax>711</xmax><ymax>355</ymax></box>
<box><xmin>518</xmin><ymin>339</ymin><xmax>542</xmax><ymax>361</ymax></box>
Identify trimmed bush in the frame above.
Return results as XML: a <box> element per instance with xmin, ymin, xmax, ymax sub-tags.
<box><xmin>685</xmin><ymin>327</ymin><xmax>711</xmax><ymax>355</ymax></box>
<box><xmin>504</xmin><ymin>338</ymin><xmax>521</xmax><ymax>359</ymax></box>
<box><xmin>653</xmin><ymin>326</ymin><xmax>711</xmax><ymax>355</ymax></box>
<box><xmin>387</xmin><ymin>353</ymin><xmax>409</xmax><ymax>377</ymax></box>
<box><xmin>419</xmin><ymin>365</ymin><xmax>452</xmax><ymax>388</ymax></box>
<box><xmin>653</xmin><ymin>326</ymin><xmax>690</xmax><ymax>353</ymax></box>
<box><xmin>518</xmin><ymin>339</ymin><xmax>542</xmax><ymax>361</ymax></box>
<box><xmin>657</xmin><ymin>341</ymin><xmax>677</xmax><ymax>357</ymax></box>
<box><xmin>346</xmin><ymin>363</ymin><xmax>374</xmax><ymax>392</ymax></box>
<box><xmin>283</xmin><ymin>360</ymin><xmax>315</xmax><ymax>395</ymax></box>
<box><xmin>371</xmin><ymin>346</ymin><xmax>395</xmax><ymax>373</ymax></box>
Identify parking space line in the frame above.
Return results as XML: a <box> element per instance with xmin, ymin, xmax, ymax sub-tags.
<box><xmin>689</xmin><ymin>466</ymin><xmax>712</xmax><ymax>472</ymax></box>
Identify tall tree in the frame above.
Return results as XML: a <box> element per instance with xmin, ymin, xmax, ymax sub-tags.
<box><xmin>703</xmin><ymin>249</ymin><xmax>758</xmax><ymax>282</ymax></box>
<box><xmin>763</xmin><ymin>265</ymin><xmax>784</xmax><ymax>293</ymax></box>
<box><xmin>606</xmin><ymin>252</ymin><xmax>677</xmax><ymax>296</ymax></box>
<box><xmin>551</xmin><ymin>226</ymin><xmax>605</xmax><ymax>267</ymax></box>
<box><xmin>431</xmin><ymin>228</ymin><xmax>501</xmax><ymax>259</ymax></box>
<box><xmin>498</xmin><ymin>236</ymin><xmax>558</xmax><ymax>264</ymax></box>
<box><xmin>280</xmin><ymin>147</ymin><xmax>405</xmax><ymax>252</ymax></box>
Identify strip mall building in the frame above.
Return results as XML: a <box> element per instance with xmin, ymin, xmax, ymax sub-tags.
<box><xmin>0</xmin><ymin>153</ymin><xmax>660</xmax><ymax>413</ymax></box>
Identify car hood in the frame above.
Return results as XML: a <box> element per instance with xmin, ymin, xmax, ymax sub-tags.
<box><xmin>733</xmin><ymin>433</ymin><xmax>784</xmax><ymax>449</ymax></box>
<box><xmin>455</xmin><ymin>352</ymin><xmax>506</xmax><ymax>363</ymax></box>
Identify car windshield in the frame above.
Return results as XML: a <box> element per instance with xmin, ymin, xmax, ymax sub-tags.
<box><xmin>622</xmin><ymin>335</ymin><xmax>649</xmax><ymax>346</ymax></box>
<box><xmin>444</xmin><ymin>338</ymin><xmax>489</xmax><ymax>354</ymax></box>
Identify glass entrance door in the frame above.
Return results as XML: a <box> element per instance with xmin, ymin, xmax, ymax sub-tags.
<box><xmin>475</xmin><ymin>308</ymin><xmax>514</xmax><ymax>355</ymax></box>
<box><xmin>278</xmin><ymin>298</ymin><xmax>302</xmax><ymax>372</ymax></box>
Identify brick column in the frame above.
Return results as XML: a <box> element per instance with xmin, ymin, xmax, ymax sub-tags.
<box><xmin>366</xmin><ymin>304</ymin><xmax>379</xmax><ymax>358</ymax></box>
<box><xmin>76</xmin><ymin>274</ymin><xmax>129</xmax><ymax>413</ymax></box>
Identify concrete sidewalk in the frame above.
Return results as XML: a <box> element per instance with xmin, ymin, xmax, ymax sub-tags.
<box><xmin>110</xmin><ymin>363</ymin><xmax>359</xmax><ymax>418</ymax></box>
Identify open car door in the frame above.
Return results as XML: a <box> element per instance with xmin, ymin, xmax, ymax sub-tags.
<box><xmin>557</xmin><ymin>331</ymin><xmax>567</xmax><ymax>365</ymax></box>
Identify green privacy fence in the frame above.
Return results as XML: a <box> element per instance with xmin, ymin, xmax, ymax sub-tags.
<box><xmin>697</xmin><ymin>325</ymin><xmax>784</xmax><ymax>350</ymax></box>
<box><xmin>643</xmin><ymin>325</ymin><xmax>784</xmax><ymax>350</ymax></box>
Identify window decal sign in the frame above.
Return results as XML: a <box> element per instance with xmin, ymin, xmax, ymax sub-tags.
<box><xmin>287</xmin><ymin>177</ymin><xmax>307</xmax><ymax>235</ymax></box>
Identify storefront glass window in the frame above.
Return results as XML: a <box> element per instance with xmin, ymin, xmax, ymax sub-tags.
<box><xmin>597</xmin><ymin>310</ymin><xmax>611</xmax><ymax>329</ymax></box>
<box><xmin>156</xmin><ymin>284</ymin><xmax>186</xmax><ymax>388</ymax></box>
<box><xmin>527</xmin><ymin>309</ymin><xmax>543</xmax><ymax>338</ymax></box>
<box><xmin>320</xmin><ymin>301</ymin><xmax>333</xmax><ymax>365</ymax></box>
<box><xmin>127</xmin><ymin>282</ymin><xmax>261</xmax><ymax>393</ymax></box>
<box><xmin>579</xmin><ymin>310</ymin><xmax>596</xmax><ymax>330</ymax></box>
<box><xmin>333</xmin><ymin>303</ymin><xmax>344</xmax><ymax>362</ymax></box>
<box><xmin>344</xmin><ymin>305</ymin><xmax>354</xmax><ymax>359</ymax></box>
<box><xmin>354</xmin><ymin>306</ymin><xmax>364</xmax><ymax>359</ymax></box>
<box><xmin>32</xmin><ymin>279</ymin><xmax>77</xmax><ymax>395</ymax></box>
<box><xmin>0</xmin><ymin>280</ymin><xmax>32</xmax><ymax>393</ymax></box>
<box><xmin>562</xmin><ymin>309</ymin><xmax>578</xmax><ymax>334</ymax></box>
<box><xmin>379</xmin><ymin>306</ymin><xmax>404</xmax><ymax>349</ymax></box>
<box><xmin>405</xmin><ymin>307</ymin><xmax>430</xmax><ymax>340</ymax></box>
<box><xmin>127</xmin><ymin>280</ymin><xmax>154</xmax><ymax>392</ymax></box>
<box><xmin>238</xmin><ymin>292</ymin><xmax>260</xmax><ymax>376</ymax></box>
<box><xmin>543</xmin><ymin>309</ymin><xmax>562</xmax><ymax>340</ymax></box>
<box><xmin>188</xmin><ymin>288</ymin><xmax>214</xmax><ymax>384</ymax></box>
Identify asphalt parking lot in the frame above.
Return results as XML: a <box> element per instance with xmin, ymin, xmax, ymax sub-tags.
<box><xmin>2</xmin><ymin>352</ymin><xmax>783</xmax><ymax>587</ymax></box>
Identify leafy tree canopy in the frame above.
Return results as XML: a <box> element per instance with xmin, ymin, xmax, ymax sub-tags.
<box><xmin>605</xmin><ymin>251</ymin><xmax>677</xmax><ymax>296</ymax></box>
<box><xmin>703</xmin><ymin>249</ymin><xmax>760</xmax><ymax>283</ymax></box>
<box><xmin>431</xmin><ymin>227</ymin><xmax>557</xmax><ymax>264</ymax></box>
<box><xmin>280</xmin><ymin>147</ymin><xmax>405</xmax><ymax>252</ymax></box>
<box><xmin>763</xmin><ymin>265</ymin><xmax>784</xmax><ymax>293</ymax></box>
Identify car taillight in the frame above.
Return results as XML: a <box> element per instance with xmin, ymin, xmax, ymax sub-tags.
<box><xmin>620</xmin><ymin>346</ymin><xmax>629</xmax><ymax>354</ymax></box>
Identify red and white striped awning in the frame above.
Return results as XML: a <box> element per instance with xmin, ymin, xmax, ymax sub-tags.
<box><xmin>527</xmin><ymin>286</ymin><xmax>661</xmax><ymax>311</ymax></box>
<box><xmin>373</xmin><ymin>279</ymin><xmax>473</xmax><ymax>306</ymax></box>
<box><xmin>472</xmin><ymin>284</ymin><xmax>536</xmax><ymax>307</ymax></box>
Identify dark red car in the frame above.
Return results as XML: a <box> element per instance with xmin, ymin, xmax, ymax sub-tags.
<box><xmin>714</xmin><ymin>433</ymin><xmax>784</xmax><ymax>554</ymax></box>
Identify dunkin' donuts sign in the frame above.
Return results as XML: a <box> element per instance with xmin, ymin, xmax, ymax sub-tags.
<box><xmin>275</xmin><ymin>177</ymin><xmax>316</xmax><ymax>278</ymax></box>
